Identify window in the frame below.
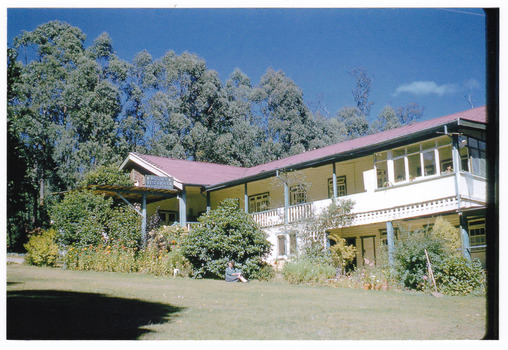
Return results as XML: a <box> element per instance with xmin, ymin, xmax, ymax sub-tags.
<box><xmin>374</xmin><ymin>152</ymin><xmax>388</xmax><ymax>188</ymax></box>
<box><xmin>394</xmin><ymin>158</ymin><xmax>406</xmax><ymax>183</ymax></box>
<box><xmin>277</xmin><ymin>235</ymin><xmax>286</xmax><ymax>256</ymax></box>
<box><xmin>468</xmin><ymin>217</ymin><xmax>486</xmax><ymax>251</ymax></box>
<box><xmin>379</xmin><ymin>228</ymin><xmax>399</xmax><ymax>246</ymax></box>
<box><xmin>158</xmin><ymin>210</ymin><xmax>177</xmax><ymax>225</ymax></box>
<box><xmin>458</xmin><ymin>136</ymin><xmax>487</xmax><ymax>176</ymax></box>
<box><xmin>422</xmin><ymin>150</ymin><xmax>436</xmax><ymax>176</ymax></box>
<box><xmin>290</xmin><ymin>185</ymin><xmax>307</xmax><ymax>205</ymax></box>
<box><xmin>439</xmin><ymin>145</ymin><xmax>453</xmax><ymax>174</ymax></box>
<box><xmin>248</xmin><ymin>192</ymin><xmax>270</xmax><ymax>213</ymax></box>
<box><xmin>328</xmin><ymin>176</ymin><xmax>347</xmax><ymax>198</ymax></box>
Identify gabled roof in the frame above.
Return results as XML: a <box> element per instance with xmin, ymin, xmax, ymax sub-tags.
<box><xmin>125</xmin><ymin>153</ymin><xmax>247</xmax><ymax>186</ymax></box>
<box><xmin>123</xmin><ymin>106</ymin><xmax>487</xmax><ymax>189</ymax></box>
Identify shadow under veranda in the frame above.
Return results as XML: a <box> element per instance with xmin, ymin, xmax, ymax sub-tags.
<box><xmin>7</xmin><ymin>289</ymin><xmax>186</xmax><ymax>340</ymax></box>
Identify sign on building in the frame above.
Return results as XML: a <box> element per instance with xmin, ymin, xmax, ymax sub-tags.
<box><xmin>145</xmin><ymin>175</ymin><xmax>174</xmax><ymax>190</ymax></box>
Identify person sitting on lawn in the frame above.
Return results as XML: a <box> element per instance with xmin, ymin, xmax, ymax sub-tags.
<box><xmin>225</xmin><ymin>261</ymin><xmax>248</xmax><ymax>283</ymax></box>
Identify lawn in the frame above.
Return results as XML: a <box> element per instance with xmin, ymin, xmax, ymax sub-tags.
<box><xmin>6</xmin><ymin>264</ymin><xmax>486</xmax><ymax>340</ymax></box>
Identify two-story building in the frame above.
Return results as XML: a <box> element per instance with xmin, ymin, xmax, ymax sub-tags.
<box><xmin>119</xmin><ymin>106</ymin><xmax>488</xmax><ymax>268</ymax></box>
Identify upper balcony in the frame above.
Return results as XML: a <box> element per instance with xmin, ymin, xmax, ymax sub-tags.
<box><xmin>251</xmin><ymin>171</ymin><xmax>486</xmax><ymax>228</ymax></box>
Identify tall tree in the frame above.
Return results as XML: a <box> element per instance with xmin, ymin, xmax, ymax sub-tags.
<box><xmin>396</xmin><ymin>102</ymin><xmax>424</xmax><ymax>125</ymax></box>
<box><xmin>350</xmin><ymin>67</ymin><xmax>374</xmax><ymax>119</ymax></box>
<box><xmin>255</xmin><ymin>68</ymin><xmax>322</xmax><ymax>160</ymax></box>
<box><xmin>334</xmin><ymin>106</ymin><xmax>369</xmax><ymax>139</ymax></box>
<box><xmin>370</xmin><ymin>105</ymin><xmax>401</xmax><ymax>133</ymax></box>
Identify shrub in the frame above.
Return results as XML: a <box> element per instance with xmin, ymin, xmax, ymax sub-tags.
<box><xmin>328</xmin><ymin>233</ymin><xmax>357</xmax><ymax>272</ymax></box>
<box><xmin>282</xmin><ymin>259</ymin><xmax>336</xmax><ymax>285</ymax></box>
<box><xmin>24</xmin><ymin>228</ymin><xmax>60</xmax><ymax>266</ymax></box>
<box><xmin>434</xmin><ymin>257</ymin><xmax>486</xmax><ymax>296</ymax></box>
<box><xmin>182</xmin><ymin>198</ymin><xmax>271</xmax><ymax>279</ymax></box>
<box><xmin>392</xmin><ymin>228</ymin><xmax>447</xmax><ymax>290</ymax></box>
<box><xmin>79</xmin><ymin>164</ymin><xmax>133</xmax><ymax>187</ymax></box>
<box><xmin>107</xmin><ymin>205</ymin><xmax>142</xmax><ymax>249</ymax></box>
<box><xmin>51</xmin><ymin>190</ymin><xmax>112</xmax><ymax>248</ymax></box>
<box><xmin>430</xmin><ymin>216</ymin><xmax>461</xmax><ymax>255</ymax></box>
<box><xmin>63</xmin><ymin>244</ymin><xmax>137</xmax><ymax>273</ymax></box>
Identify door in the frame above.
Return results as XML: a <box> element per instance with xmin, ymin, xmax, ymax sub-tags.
<box><xmin>361</xmin><ymin>236</ymin><xmax>376</xmax><ymax>266</ymax></box>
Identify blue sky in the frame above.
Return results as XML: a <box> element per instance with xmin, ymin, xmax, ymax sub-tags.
<box><xmin>7</xmin><ymin>7</ymin><xmax>487</xmax><ymax>122</ymax></box>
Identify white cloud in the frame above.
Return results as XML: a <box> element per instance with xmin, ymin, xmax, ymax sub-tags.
<box><xmin>393</xmin><ymin>81</ymin><xmax>459</xmax><ymax>97</ymax></box>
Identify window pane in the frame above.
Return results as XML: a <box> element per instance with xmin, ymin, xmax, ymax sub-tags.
<box><xmin>436</xmin><ymin>136</ymin><xmax>451</xmax><ymax>147</ymax></box>
<box><xmin>408</xmin><ymin>153</ymin><xmax>421</xmax><ymax>179</ymax></box>
<box><xmin>328</xmin><ymin>176</ymin><xmax>347</xmax><ymax>197</ymax></box>
<box><xmin>439</xmin><ymin>145</ymin><xmax>453</xmax><ymax>173</ymax></box>
<box><xmin>422</xmin><ymin>139</ymin><xmax>435</xmax><ymax>150</ymax></box>
<box><xmin>278</xmin><ymin>236</ymin><xmax>286</xmax><ymax>256</ymax></box>
<box><xmin>469</xmin><ymin>137</ymin><xmax>478</xmax><ymax>149</ymax></box>
<box><xmin>376</xmin><ymin>161</ymin><xmax>388</xmax><ymax>187</ymax></box>
<box><xmin>460</xmin><ymin>146</ymin><xmax>469</xmax><ymax>171</ymax></box>
<box><xmin>392</xmin><ymin>147</ymin><xmax>405</xmax><ymax>158</ymax></box>
<box><xmin>407</xmin><ymin>144</ymin><xmax>420</xmax><ymax>154</ymax></box>
<box><xmin>394</xmin><ymin>158</ymin><xmax>406</xmax><ymax>182</ymax></box>
<box><xmin>479</xmin><ymin>140</ymin><xmax>486</xmax><ymax>151</ymax></box>
<box><xmin>423</xmin><ymin>151</ymin><xmax>436</xmax><ymax>175</ymax></box>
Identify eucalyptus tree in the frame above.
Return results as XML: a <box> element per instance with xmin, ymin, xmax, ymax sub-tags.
<box><xmin>334</xmin><ymin>106</ymin><xmax>369</xmax><ymax>139</ymax></box>
<box><xmin>11</xmin><ymin>21</ymin><xmax>87</xmax><ymax>205</ymax></box>
<box><xmin>396</xmin><ymin>102</ymin><xmax>424</xmax><ymax>125</ymax></box>
<box><xmin>350</xmin><ymin>67</ymin><xmax>374</xmax><ymax>119</ymax></box>
<box><xmin>210</xmin><ymin>68</ymin><xmax>265</xmax><ymax>167</ymax></box>
<box><xmin>370</xmin><ymin>105</ymin><xmax>401</xmax><ymax>133</ymax></box>
<box><xmin>255</xmin><ymin>68</ymin><xmax>322</xmax><ymax>160</ymax></box>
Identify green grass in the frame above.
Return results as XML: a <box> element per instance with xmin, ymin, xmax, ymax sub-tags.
<box><xmin>7</xmin><ymin>264</ymin><xmax>486</xmax><ymax>340</ymax></box>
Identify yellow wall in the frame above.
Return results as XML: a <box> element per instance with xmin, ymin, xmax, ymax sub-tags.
<box><xmin>208</xmin><ymin>154</ymin><xmax>375</xmax><ymax>212</ymax></box>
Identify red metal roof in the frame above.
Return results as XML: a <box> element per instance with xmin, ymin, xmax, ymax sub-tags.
<box><xmin>131</xmin><ymin>106</ymin><xmax>487</xmax><ymax>186</ymax></box>
<box><xmin>131</xmin><ymin>153</ymin><xmax>247</xmax><ymax>186</ymax></box>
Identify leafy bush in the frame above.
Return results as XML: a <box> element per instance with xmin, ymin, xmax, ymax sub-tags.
<box><xmin>328</xmin><ymin>233</ymin><xmax>357</xmax><ymax>272</ymax></box>
<box><xmin>282</xmin><ymin>259</ymin><xmax>336</xmax><ymax>285</ymax></box>
<box><xmin>430</xmin><ymin>216</ymin><xmax>461</xmax><ymax>255</ymax></box>
<box><xmin>63</xmin><ymin>244</ymin><xmax>137</xmax><ymax>272</ymax></box>
<box><xmin>107</xmin><ymin>205</ymin><xmax>142</xmax><ymax>249</ymax></box>
<box><xmin>24</xmin><ymin>228</ymin><xmax>60</xmax><ymax>266</ymax></box>
<box><xmin>297</xmin><ymin>199</ymin><xmax>354</xmax><ymax>264</ymax></box>
<box><xmin>392</xmin><ymin>228</ymin><xmax>447</xmax><ymax>290</ymax></box>
<box><xmin>79</xmin><ymin>164</ymin><xmax>133</xmax><ymax>187</ymax></box>
<box><xmin>51</xmin><ymin>190</ymin><xmax>113</xmax><ymax>248</ymax></box>
<box><xmin>51</xmin><ymin>189</ymin><xmax>142</xmax><ymax>249</ymax></box>
<box><xmin>434</xmin><ymin>257</ymin><xmax>486</xmax><ymax>296</ymax></box>
<box><xmin>182</xmin><ymin>198</ymin><xmax>272</xmax><ymax>279</ymax></box>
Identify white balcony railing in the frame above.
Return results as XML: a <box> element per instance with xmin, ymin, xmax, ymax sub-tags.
<box><xmin>250</xmin><ymin>172</ymin><xmax>486</xmax><ymax>228</ymax></box>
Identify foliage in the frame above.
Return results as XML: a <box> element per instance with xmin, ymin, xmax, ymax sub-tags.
<box><xmin>350</xmin><ymin>67</ymin><xmax>374</xmax><ymax>118</ymax></box>
<box><xmin>51</xmin><ymin>189</ymin><xmax>141</xmax><ymax>249</ymax></box>
<box><xmin>370</xmin><ymin>105</ymin><xmax>401</xmax><ymax>133</ymax></box>
<box><xmin>63</xmin><ymin>229</ymin><xmax>191</xmax><ymax>276</ymax></box>
<box><xmin>328</xmin><ymin>233</ymin><xmax>357</xmax><ymax>271</ymax></box>
<box><xmin>24</xmin><ymin>228</ymin><xmax>60</xmax><ymax>267</ymax></box>
<box><xmin>51</xmin><ymin>190</ymin><xmax>113</xmax><ymax>248</ymax></box>
<box><xmin>79</xmin><ymin>165</ymin><xmax>133</xmax><ymax>187</ymax></box>
<box><xmin>297</xmin><ymin>199</ymin><xmax>354</xmax><ymax>263</ymax></box>
<box><xmin>64</xmin><ymin>244</ymin><xmax>138</xmax><ymax>272</ymax></box>
<box><xmin>434</xmin><ymin>257</ymin><xmax>485</xmax><ymax>296</ymax></box>
<box><xmin>106</xmin><ymin>205</ymin><xmax>142</xmax><ymax>249</ymax></box>
<box><xmin>182</xmin><ymin>198</ymin><xmax>271</xmax><ymax>279</ymax></box>
<box><xmin>430</xmin><ymin>216</ymin><xmax>461</xmax><ymax>255</ymax></box>
<box><xmin>281</xmin><ymin>258</ymin><xmax>336</xmax><ymax>285</ymax></box>
<box><xmin>392</xmin><ymin>228</ymin><xmax>447</xmax><ymax>290</ymax></box>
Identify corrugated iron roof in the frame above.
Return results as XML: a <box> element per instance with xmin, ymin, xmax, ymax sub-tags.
<box><xmin>131</xmin><ymin>106</ymin><xmax>487</xmax><ymax>187</ymax></box>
